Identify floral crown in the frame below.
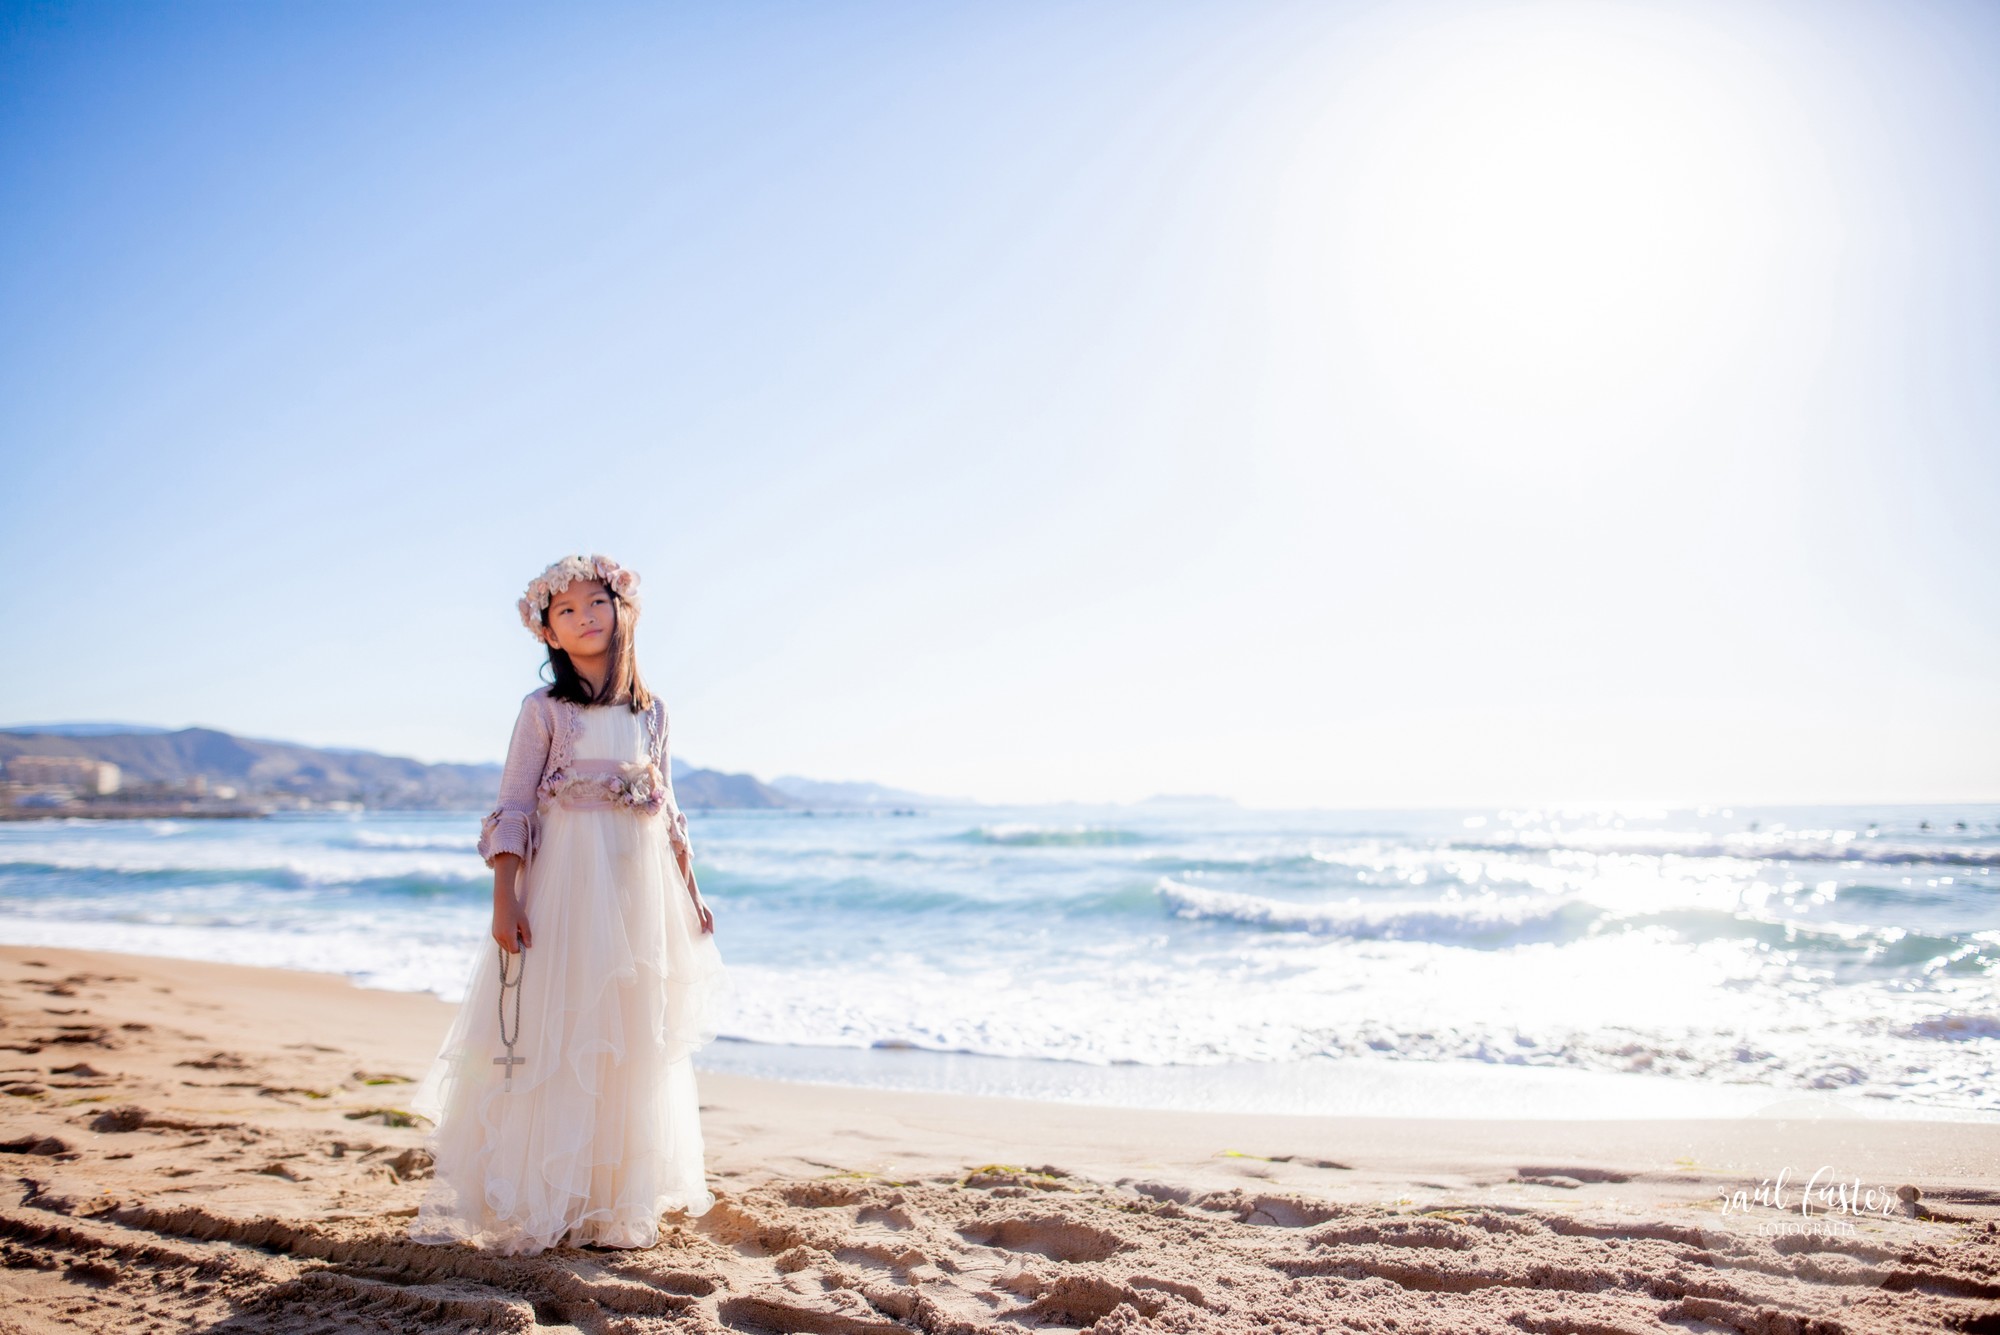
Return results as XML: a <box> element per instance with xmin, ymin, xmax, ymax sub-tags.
<box><xmin>517</xmin><ymin>553</ymin><xmax>641</xmax><ymax>646</ymax></box>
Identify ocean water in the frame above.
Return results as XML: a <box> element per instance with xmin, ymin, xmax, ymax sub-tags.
<box><xmin>1</xmin><ymin>803</ymin><xmax>1995</xmax><ymax>1121</ymax></box>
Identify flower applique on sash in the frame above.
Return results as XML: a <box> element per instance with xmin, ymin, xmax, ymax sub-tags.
<box><xmin>547</xmin><ymin>761</ymin><xmax>668</xmax><ymax>814</ymax></box>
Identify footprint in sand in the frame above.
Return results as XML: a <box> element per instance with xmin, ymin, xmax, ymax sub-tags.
<box><xmin>716</xmin><ymin>1294</ymin><xmax>907</xmax><ymax>1335</ymax></box>
<box><xmin>1512</xmin><ymin>1164</ymin><xmax>1630</xmax><ymax>1186</ymax></box>
<box><xmin>1194</xmin><ymin>1188</ymin><xmax>1349</xmax><ymax>1227</ymax></box>
<box><xmin>240</xmin><ymin>1084</ymin><xmax>332</xmax><ymax>1101</ymax></box>
<box><xmin>854</xmin><ymin>1203</ymin><xmax>913</xmax><ymax>1231</ymax></box>
<box><xmin>829</xmin><ymin>1241</ymin><xmax>931</xmax><ymax>1276</ymax></box>
<box><xmin>956</xmin><ymin>1214</ymin><xmax>1127</xmax><ymax>1264</ymax></box>
<box><xmin>63</xmin><ymin>1260</ymin><xmax>119</xmax><ymax>1288</ymax></box>
<box><xmin>380</xmin><ymin>1147</ymin><xmax>434</xmax><ymax>1182</ymax></box>
<box><xmin>87</xmin><ymin>1104</ymin><xmax>243</xmax><ymax>1135</ymax></box>
<box><xmin>1306</xmin><ymin>1216</ymin><xmax>1482</xmax><ymax>1251</ymax></box>
<box><xmin>341</xmin><ymin>1108</ymin><xmax>421</xmax><ymax>1128</ymax></box>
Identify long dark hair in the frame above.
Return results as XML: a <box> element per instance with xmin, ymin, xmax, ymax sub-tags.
<box><xmin>536</xmin><ymin>582</ymin><xmax>654</xmax><ymax>712</ymax></box>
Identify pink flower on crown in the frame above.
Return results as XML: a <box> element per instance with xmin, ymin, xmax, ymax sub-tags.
<box><xmin>516</xmin><ymin>553</ymin><xmax>643</xmax><ymax>643</ymax></box>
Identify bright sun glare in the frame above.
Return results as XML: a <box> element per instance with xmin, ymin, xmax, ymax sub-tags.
<box><xmin>1281</xmin><ymin>5</ymin><xmax>1824</xmax><ymax>455</ymax></box>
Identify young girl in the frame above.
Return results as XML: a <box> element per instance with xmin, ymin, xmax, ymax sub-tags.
<box><xmin>410</xmin><ymin>553</ymin><xmax>727</xmax><ymax>1255</ymax></box>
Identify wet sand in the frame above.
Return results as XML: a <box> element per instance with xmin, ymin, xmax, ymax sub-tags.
<box><xmin>0</xmin><ymin>946</ymin><xmax>1996</xmax><ymax>1333</ymax></box>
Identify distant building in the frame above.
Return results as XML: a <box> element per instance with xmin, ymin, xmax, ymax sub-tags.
<box><xmin>5</xmin><ymin>755</ymin><xmax>121</xmax><ymax>795</ymax></box>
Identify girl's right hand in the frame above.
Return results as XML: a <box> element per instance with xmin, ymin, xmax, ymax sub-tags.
<box><xmin>493</xmin><ymin>900</ymin><xmax>533</xmax><ymax>953</ymax></box>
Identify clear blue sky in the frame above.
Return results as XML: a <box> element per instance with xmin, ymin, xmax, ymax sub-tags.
<box><xmin>2</xmin><ymin>0</ymin><xmax>1995</xmax><ymax>807</ymax></box>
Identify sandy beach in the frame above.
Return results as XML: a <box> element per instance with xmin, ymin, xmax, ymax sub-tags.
<box><xmin>0</xmin><ymin>945</ymin><xmax>1995</xmax><ymax>1334</ymax></box>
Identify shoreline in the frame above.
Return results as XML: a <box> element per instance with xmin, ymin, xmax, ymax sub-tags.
<box><xmin>1</xmin><ymin>945</ymin><xmax>1997</xmax><ymax>1332</ymax></box>
<box><xmin>692</xmin><ymin>1033</ymin><xmax>2000</xmax><ymax>1125</ymax></box>
<box><xmin>5</xmin><ymin>923</ymin><xmax>1995</xmax><ymax>1127</ymax></box>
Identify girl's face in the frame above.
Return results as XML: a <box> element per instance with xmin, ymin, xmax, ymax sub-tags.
<box><xmin>544</xmin><ymin>579</ymin><xmax>616</xmax><ymax>659</ymax></box>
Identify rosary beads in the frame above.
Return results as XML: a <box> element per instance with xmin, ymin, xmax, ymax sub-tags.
<box><xmin>494</xmin><ymin>945</ymin><xmax>525</xmax><ymax>1091</ymax></box>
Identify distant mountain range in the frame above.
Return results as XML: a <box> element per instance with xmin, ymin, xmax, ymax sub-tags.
<box><xmin>1</xmin><ymin>722</ymin><xmax>178</xmax><ymax>736</ymax></box>
<box><xmin>0</xmin><ymin>722</ymin><xmax>958</xmax><ymax>812</ymax></box>
<box><xmin>768</xmin><ymin>775</ymin><xmax>975</xmax><ymax>808</ymax></box>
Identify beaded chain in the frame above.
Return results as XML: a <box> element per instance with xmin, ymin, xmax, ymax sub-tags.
<box><xmin>494</xmin><ymin>946</ymin><xmax>525</xmax><ymax>1092</ymax></box>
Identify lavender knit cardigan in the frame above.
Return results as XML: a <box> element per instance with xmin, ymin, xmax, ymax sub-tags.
<box><xmin>474</xmin><ymin>686</ymin><xmax>693</xmax><ymax>871</ymax></box>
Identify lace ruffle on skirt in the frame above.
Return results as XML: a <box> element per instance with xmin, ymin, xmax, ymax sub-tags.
<box><xmin>409</xmin><ymin>719</ymin><xmax>728</xmax><ymax>1254</ymax></box>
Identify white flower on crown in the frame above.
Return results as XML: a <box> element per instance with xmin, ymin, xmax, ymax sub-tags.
<box><xmin>517</xmin><ymin>553</ymin><xmax>643</xmax><ymax>644</ymax></box>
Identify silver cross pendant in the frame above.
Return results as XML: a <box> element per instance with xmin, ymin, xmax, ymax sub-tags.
<box><xmin>494</xmin><ymin>942</ymin><xmax>527</xmax><ymax>1093</ymax></box>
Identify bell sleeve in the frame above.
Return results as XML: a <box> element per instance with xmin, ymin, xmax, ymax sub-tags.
<box><xmin>666</xmin><ymin>793</ymin><xmax>693</xmax><ymax>863</ymax></box>
<box><xmin>655</xmin><ymin>698</ymin><xmax>694</xmax><ymax>863</ymax></box>
<box><xmin>477</xmin><ymin>692</ymin><xmax>551</xmax><ymax>869</ymax></box>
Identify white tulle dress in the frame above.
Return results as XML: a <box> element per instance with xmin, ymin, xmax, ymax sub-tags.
<box><xmin>409</xmin><ymin>704</ymin><xmax>728</xmax><ymax>1254</ymax></box>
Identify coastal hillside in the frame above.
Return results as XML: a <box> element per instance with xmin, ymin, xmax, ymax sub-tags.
<box><xmin>675</xmin><ymin>768</ymin><xmax>797</xmax><ymax>810</ymax></box>
<box><xmin>0</xmin><ymin>724</ymin><xmax>802</xmax><ymax>814</ymax></box>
